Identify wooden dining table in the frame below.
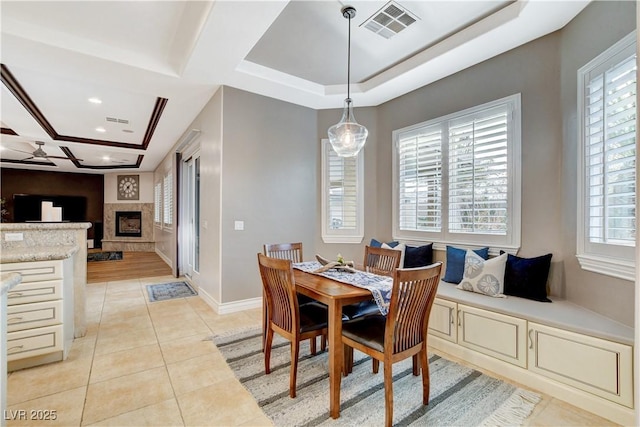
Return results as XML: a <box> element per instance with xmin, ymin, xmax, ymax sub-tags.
<box><xmin>293</xmin><ymin>268</ymin><xmax>373</xmax><ymax>419</ymax></box>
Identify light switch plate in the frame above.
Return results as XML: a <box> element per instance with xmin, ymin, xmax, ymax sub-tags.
<box><xmin>234</xmin><ymin>221</ymin><xmax>244</xmax><ymax>231</ymax></box>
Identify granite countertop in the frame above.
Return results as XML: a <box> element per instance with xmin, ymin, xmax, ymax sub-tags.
<box><xmin>0</xmin><ymin>222</ymin><xmax>91</xmax><ymax>231</ymax></box>
<box><xmin>1</xmin><ymin>272</ymin><xmax>22</xmax><ymax>296</ymax></box>
<box><xmin>0</xmin><ymin>245</ymin><xmax>79</xmax><ymax>263</ymax></box>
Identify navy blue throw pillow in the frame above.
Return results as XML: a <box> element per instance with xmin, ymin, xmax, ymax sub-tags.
<box><xmin>503</xmin><ymin>252</ymin><xmax>553</xmax><ymax>302</ymax></box>
<box><xmin>370</xmin><ymin>238</ymin><xmax>399</xmax><ymax>248</ymax></box>
<box><xmin>442</xmin><ymin>246</ymin><xmax>489</xmax><ymax>284</ymax></box>
<box><xmin>403</xmin><ymin>244</ymin><xmax>434</xmax><ymax>268</ymax></box>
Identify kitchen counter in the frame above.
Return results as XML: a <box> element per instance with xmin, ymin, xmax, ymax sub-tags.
<box><xmin>0</xmin><ymin>245</ymin><xmax>78</xmax><ymax>263</ymax></box>
<box><xmin>0</xmin><ymin>272</ymin><xmax>21</xmax><ymax>295</ymax></box>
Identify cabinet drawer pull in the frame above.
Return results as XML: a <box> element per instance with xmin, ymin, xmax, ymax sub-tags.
<box><xmin>8</xmin><ymin>345</ymin><xmax>24</xmax><ymax>354</ymax></box>
<box><xmin>7</xmin><ymin>317</ymin><xmax>23</xmax><ymax>324</ymax></box>
<box><xmin>449</xmin><ymin>309</ymin><xmax>454</xmax><ymax>325</ymax></box>
<box><xmin>7</xmin><ymin>292</ymin><xmax>23</xmax><ymax>298</ymax></box>
<box><xmin>457</xmin><ymin>311</ymin><xmax>462</xmax><ymax>327</ymax></box>
<box><xmin>528</xmin><ymin>329</ymin><xmax>534</xmax><ymax>349</ymax></box>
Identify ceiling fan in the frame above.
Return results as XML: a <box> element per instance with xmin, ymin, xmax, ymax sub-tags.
<box><xmin>9</xmin><ymin>141</ymin><xmax>82</xmax><ymax>162</ymax></box>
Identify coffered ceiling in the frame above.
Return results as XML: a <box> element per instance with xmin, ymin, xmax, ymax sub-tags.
<box><xmin>0</xmin><ymin>0</ymin><xmax>589</xmax><ymax>173</ymax></box>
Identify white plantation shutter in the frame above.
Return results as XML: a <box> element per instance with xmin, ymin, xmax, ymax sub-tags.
<box><xmin>397</xmin><ymin>125</ymin><xmax>442</xmax><ymax>232</ymax></box>
<box><xmin>449</xmin><ymin>106</ymin><xmax>508</xmax><ymax>235</ymax></box>
<box><xmin>154</xmin><ymin>182</ymin><xmax>162</xmax><ymax>225</ymax></box>
<box><xmin>393</xmin><ymin>94</ymin><xmax>520</xmax><ymax>249</ymax></box>
<box><xmin>577</xmin><ymin>31</ymin><xmax>636</xmax><ymax>280</ymax></box>
<box><xmin>163</xmin><ymin>172</ymin><xmax>173</xmax><ymax>227</ymax></box>
<box><xmin>321</xmin><ymin>140</ymin><xmax>364</xmax><ymax>243</ymax></box>
<box><xmin>585</xmin><ymin>53</ymin><xmax>636</xmax><ymax>246</ymax></box>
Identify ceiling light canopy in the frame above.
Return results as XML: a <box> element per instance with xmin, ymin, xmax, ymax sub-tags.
<box><xmin>327</xmin><ymin>6</ymin><xmax>368</xmax><ymax>158</ymax></box>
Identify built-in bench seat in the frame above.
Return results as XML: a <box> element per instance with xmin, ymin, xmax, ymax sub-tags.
<box><xmin>435</xmin><ymin>280</ymin><xmax>633</xmax><ymax>345</ymax></box>
<box><xmin>428</xmin><ymin>281</ymin><xmax>634</xmax><ymax>426</ymax></box>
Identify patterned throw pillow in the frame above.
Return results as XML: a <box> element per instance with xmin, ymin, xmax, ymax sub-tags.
<box><xmin>457</xmin><ymin>251</ymin><xmax>508</xmax><ymax>298</ymax></box>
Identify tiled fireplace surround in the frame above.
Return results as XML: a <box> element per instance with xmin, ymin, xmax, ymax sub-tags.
<box><xmin>101</xmin><ymin>203</ymin><xmax>154</xmax><ymax>251</ymax></box>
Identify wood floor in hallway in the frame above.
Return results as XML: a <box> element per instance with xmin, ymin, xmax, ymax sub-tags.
<box><xmin>87</xmin><ymin>251</ymin><xmax>173</xmax><ymax>283</ymax></box>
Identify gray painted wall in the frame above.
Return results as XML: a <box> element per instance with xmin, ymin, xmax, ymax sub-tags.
<box><xmin>220</xmin><ymin>87</ymin><xmax>318</xmax><ymax>303</ymax></box>
<box><xmin>559</xmin><ymin>1</ymin><xmax>636</xmax><ymax>325</ymax></box>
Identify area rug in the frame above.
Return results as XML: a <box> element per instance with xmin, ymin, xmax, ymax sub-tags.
<box><xmin>87</xmin><ymin>251</ymin><xmax>123</xmax><ymax>262</ymax></box>
<box><xmin>213</xmin><ymin>328</ymin><xmax>541</xmax><ymax>426</ymax></box>
<box><xmin>146</xmin><ymin>281</ymin><xmax>197</xmax><ymax>302</ymax></box>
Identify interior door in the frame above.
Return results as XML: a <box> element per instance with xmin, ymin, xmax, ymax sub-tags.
<box><xmin>180</xmin><ymin>152</ymin><xmax>201</xmax><ymax>287</ymax></box>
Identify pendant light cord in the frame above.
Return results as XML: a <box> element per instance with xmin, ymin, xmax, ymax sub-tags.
<box><xmin>347</xmin><ymin>13</ymin><xmax>351</xmax><ymax>100</ymax></box>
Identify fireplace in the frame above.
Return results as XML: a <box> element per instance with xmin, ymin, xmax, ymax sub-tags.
<box><xmin>115</xmin><ymin>211</ymin><xmax>142</xmax><ymax>237</ymax></box>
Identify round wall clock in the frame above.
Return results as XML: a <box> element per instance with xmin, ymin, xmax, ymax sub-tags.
<box><xmin>117</xmin><ymin>175</ymin><xmax>139</xmax><ymax>200</ymax></box>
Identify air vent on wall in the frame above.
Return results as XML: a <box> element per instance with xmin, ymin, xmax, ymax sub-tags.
<box><xmin>361</xmin><ymin>1</ymin><xmax>418</xmax><ymax>39</ymax></box>
<box><xmin>106</xmin><ymin>117</ymin><xmax>130</xmax><ymax>124</ymax></box>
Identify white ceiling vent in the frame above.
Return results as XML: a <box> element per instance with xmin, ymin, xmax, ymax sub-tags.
<box><xmin>106</xmin><ymin>117</ymin><xmax>130</xmax><ymax>125</ymax></box>
<box><xmin>361</xmin><ymin>1</ymin><xmax>418</xmax><ymax>39</ymax></box>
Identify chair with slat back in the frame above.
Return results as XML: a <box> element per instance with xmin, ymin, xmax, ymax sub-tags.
<box><xmin>342</xmin><ymin>263</ymin><xmax>443</xmax><ymax>427</ymax></box>
<box><xmin>363</xmin><ymin>245</ymin><xmax>402</xmax><ymax>276</ymax></box>
<box><xmin>342</xmin><ymin>245</ymin><xmax>402</xmax><ymax>322</ymax></box>
<box><xmin>257</xmin><ymin>253</ymin><xmax>328</xmax><ymax>398</ymax></box>
<box><xmin>261</xmin><ymin>243</ymin><xmax>322</xmax><ymax>352</ymax></box>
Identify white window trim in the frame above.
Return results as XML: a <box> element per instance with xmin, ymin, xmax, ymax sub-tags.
<box><xmin>392</xmin><ymin>94</ymin><xmax>521</xmax><ymax>254</ymax></box>
<box><xmin>321</xmin><ymin>139</ymin><xmax>364</xmax><ymax>244</ymax></box>
<box><xmin>576</xmin><ymin>31</ymin><xmax>636</xmax><ymax>282</ymax></box>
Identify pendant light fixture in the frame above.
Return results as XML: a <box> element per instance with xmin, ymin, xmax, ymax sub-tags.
<box><xmin>328</xmin><ymin>6</ymin><xmax>368</xmax><ymax>158</ymax></box>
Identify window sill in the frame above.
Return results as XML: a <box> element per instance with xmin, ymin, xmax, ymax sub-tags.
<box><xmin>322</xmin><ymin>235</ymin><xmax>364</xmax><ymax>244</ymax></box>
<box><xmin>576</xmin><ymin>254</ymin><xmax>634</xmax><ymax>282</ymax></box>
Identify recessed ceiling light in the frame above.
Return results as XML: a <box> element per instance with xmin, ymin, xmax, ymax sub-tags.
<box><xmin>102</xmin><ymin>155</ymin><xmax>110</xmax><ymax>161</ymax></box>
<box><xmin>122</xmin><ymin>129</ymin><xmax>134</xmax><ymax>133</ymax></box>
<box><xmin>88</xmin><ymin>97</ymin><xmax>102</xmax><ymax>104</ymax></box>
<box><xmin>95</xmin><ymin>127</ymin><xmax>106</xmax><ymax>133</ymax></box>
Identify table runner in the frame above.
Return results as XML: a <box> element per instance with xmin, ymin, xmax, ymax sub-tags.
<box><xmin>293</xmin><ymin>261</ymin><xmax>393</xmax><ymax>315</ymax></box>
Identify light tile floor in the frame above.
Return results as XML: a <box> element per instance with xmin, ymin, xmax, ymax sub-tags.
<box><xmin>6</xmin><ymin>276</ymin><xmax>619</xmax><ymax>426</ymax></box>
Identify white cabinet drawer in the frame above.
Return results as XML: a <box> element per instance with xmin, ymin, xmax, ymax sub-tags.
<box><xmin>7</xmin><ymin>325</ymin><xmax>63</xmax><ymax>361</ymax></box>
<box><xmin>1</xmin><ymin>260</ymin><xmax>63</xmax><ymax>283</ymax></box>
<box><xmin>7</xmin><ymin>300</ymin><xmax>63</xmax><ymax>332</ymax></box>
<box><xmin>428</xmin><ymin>298</ymin><xmax>457</xmax><ymax>342</ymax></box>
<box><xmin>458</xmin><ymin>304</ymin><xmax>527</xmax><ymax>368</ymax></box>
<box><xmin>6</xmin><ymin>280</ymin><xmax>62</xmax><ymax>305</ymax></box>
<box><xmin>528</xmin><ymin>322</ymin><xmax>633</xmax><ymax>408</ymax></box>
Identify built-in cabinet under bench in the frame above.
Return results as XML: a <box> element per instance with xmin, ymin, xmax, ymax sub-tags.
<box><xmin>2</xmin><ymin>259</ymin><xmax>74</xmax><ymax>371</ymax></box>
<box><xmin>428</xmin><ymin>282</ymin><xmax>634</xmax><ymax>426</ymax></box>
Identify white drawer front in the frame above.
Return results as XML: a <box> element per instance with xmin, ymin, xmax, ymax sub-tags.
<box><xmin>1</xmin><ymin>260</ymin><xmax>63</xmax><ymax>283</ymax></box>
<box><xmin>428</xmin><ymin>298</ymin><xmax>457</xmax><ymax>342</ymax></box>
<box><xmin>528</xmin><ymin>322</ymin><xmax>633</xmax><ymax>408</ymax></box>
<box><xmin>6</xmin><ymin>280</ymin><xmax>62</xmax><ymax>305</ymax></box>
<box><xmin>7</xmin><ymin>325</ymin><xmax>63</xmax><ymax>361</ymax></box>
<box><xmin>7</xmin><ymin>300</ymin><xmax>63</xmax><ymax>332</ymax></box>
<box><xmin>458</xmin><ymin>304</ymin><xmax>527</xmax><ymax>368</ymax></box>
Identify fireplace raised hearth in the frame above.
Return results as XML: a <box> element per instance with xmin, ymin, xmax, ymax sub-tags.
<box><xmin>115</xmin><ymin>211</ymin><xmax>142</xmax><ymax>237</ymax></box>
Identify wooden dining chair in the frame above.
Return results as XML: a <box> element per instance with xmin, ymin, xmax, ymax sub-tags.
<box><xmin>341</xmin><ymin>245</ymin><xmax>402</xmax><ymax>321</ymax></box>
<box><xmin>341</xmin><ymin>262</ymin><xmax>443</xmax><ymax>427</ymax></box>
<box><xmin>262</xmin><ymin>242</ymin><xmax>321</xmax><ymax>350</ymax></box>
<box><xmin>257</xmin><ymin>253</ymin><xmax>329</xmax><ymax>398</ymax></box>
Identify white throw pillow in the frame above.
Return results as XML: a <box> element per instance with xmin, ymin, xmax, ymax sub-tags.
<box><xmin>382</xmin><ymin>243</ymin><xmax>406</xmax><ymax>269</ymax></box>
<box><xmin>456</xmin><ymin>251</ymin><xmax>507</xmax><ymax>298</ymax></box>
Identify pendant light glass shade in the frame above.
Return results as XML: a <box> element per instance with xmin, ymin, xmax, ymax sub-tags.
<box><xmin>328</xmin><ymin>98</ymin><xmax>368</xmax><ymax>157</ymax></box>
<box><xmin>328</xmin><ymin>6</ymin><xmax>367</xmax><ymax>158</ymax></box>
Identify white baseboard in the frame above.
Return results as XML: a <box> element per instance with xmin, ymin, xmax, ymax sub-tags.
<box><xmin>197</xmin><ymin>287</ymin><xmax>261</xmax><ymax>315</ymax></box>
<box><xmin>155</xmin><ymin>248</ymin><xmax>172</xmax><ymax>267</ymax></box>
<box><xmin>428</xmin><ymin>335</ymin><xmax>635</xmax><ymax>426</ymax></box>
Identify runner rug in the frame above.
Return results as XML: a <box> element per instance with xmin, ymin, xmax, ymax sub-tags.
<box><xmin>213</xmin><ymin>327</ymin><xmax>541</xmax><ymax>426</ymax></box>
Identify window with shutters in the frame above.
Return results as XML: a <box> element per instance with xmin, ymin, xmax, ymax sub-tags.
<box><xmin>577</xmin><ymin>31</ymin><xmax>636</xmax><ymax>281</ymax></box>
<box><xmin>321</xmin><ymin>139</ymin><xmax>364</xmax><ymax>243</ymax></box>
<box><xmin>393</xmin><ymin>94</ymin><xmax>521</xmax><ymax>252</ymax></box>
<box><xmin>154</xmin><ymin>181</ymin><xmax>162</xmax><ymax>227</ymax></box>
<box><xmin>163</xmin><ymin>172</ymin><xmax>173</xmax><ymax>229</ymax></box>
